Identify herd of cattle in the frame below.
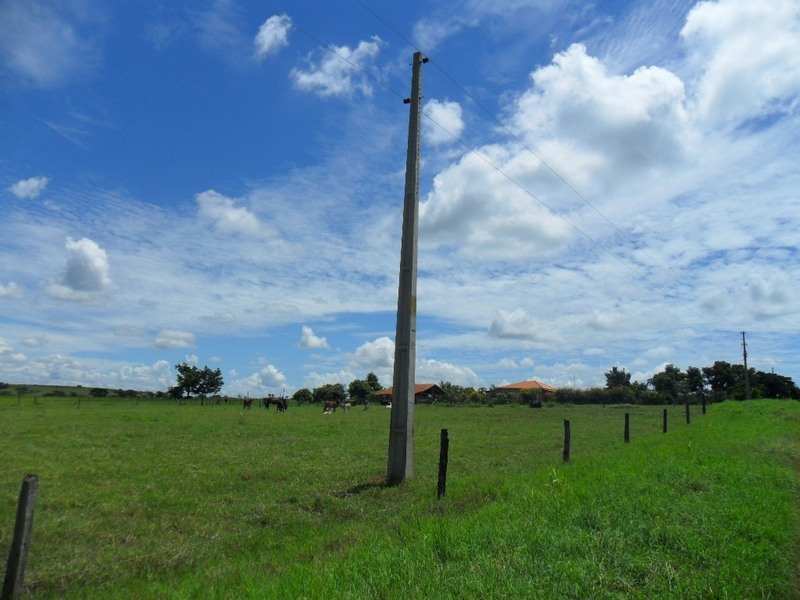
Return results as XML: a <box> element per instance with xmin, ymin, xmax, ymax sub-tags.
<box><xmin>241</xmin><ymin>396</ymin><xmax>288</xmax><ymax>412</ymax></box>
<box><xmin>241</xmin><ymin>396</ymin><xmax>390</xmax><ymax>414</ymax></box>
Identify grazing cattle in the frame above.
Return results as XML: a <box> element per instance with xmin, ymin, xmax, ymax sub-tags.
<box><xmin>263</xmin><ymin>396</ymin><xmax>288</xmax><ymax>412</ymax></box>
<box><xmin>242</xmin><ymin>397</ymin><xmax>254</xmax><ymax>409</ymax></box>
<box><xmin>363</xmin><ymin>401</ymin><xmax>369</xmax><ymax>411</ymax></box>
<box><xmin>342</xmin><ymin>403</ymin><xmax>352</xmax><ymax>412</ymax></box>
<box><xmin>323</xmin><ymin>399</ymin><xmax>340</xmax><ymax>413</ymax></box>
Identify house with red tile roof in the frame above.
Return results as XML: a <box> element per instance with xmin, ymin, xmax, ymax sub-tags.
<box><xmin>485</xmin><ymin>380</ymin><xmax>557</xmax><ymax>402</ymax></box>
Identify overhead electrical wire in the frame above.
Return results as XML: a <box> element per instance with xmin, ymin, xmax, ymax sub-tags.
<box><xmin>279</xmin><ymin>3</ymin><xmax>650</xmax><ymax>281</ymax></box>
<box><xmin>349</xmin><ymin>0</ymin><xmax>690</xmax><ymax>290</ymax></box>
<box><xmin>263</xmin><ymin>0</ymin><xmax>719</xmax><ymax>323</ymax></box>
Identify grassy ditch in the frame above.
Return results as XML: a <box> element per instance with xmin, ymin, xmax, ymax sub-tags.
<box><xmin>1</xmin><ymin>397</ymin><xmax>798</xmax><ymax>598</ymax></box>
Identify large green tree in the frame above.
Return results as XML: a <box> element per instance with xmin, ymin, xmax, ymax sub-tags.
<box><xmin>685</xmin><ymin>366</ymin><xmax>707</xmax><ymax>400</ymax></box>
<box><xmin>366</xmin><ymin>372</ymin><xmax>382</xmax><ymax>392</ymax></box>
<box><xmin>312</xmin><ymin>383</ymin><xmax>346</xmax><ymax>405</ymax></box>
<box><xmin>292</xmin><ymin>388</ymin><xmax>313</xmax><ymax>404</ymax></box>
<box><xmin>604</xmin><ymin>366</ymin><xmax>631</xmax><ymax>388</ymax></box>
<box><xmin>173</xmin><ymin>363</ymin><xmax>223</xmax><ymax>404</ymax></box>
<box><xmin>702</xmin><ymin>361</ymin><xmax>735</xmax><ymax>401</ymax></box>
<box><xmin>348</xmin><ymin>378</ymin><xmax>374</xmax><ymax>405</ymax></box>
<box><xmin>648</xmin><ymin>364</ymin><xmax>685</xmax><ymax>402</ymax></box>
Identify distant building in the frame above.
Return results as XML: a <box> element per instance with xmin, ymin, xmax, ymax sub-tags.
<box><xmin>375</xmin><ymin>383</ymin><xmax>445</xmax><ymax>405</ymax></box>
<box><xmin>485</xmin><ymin>380</ymin><xmax>557</xmax><ymax>402</ymax></box>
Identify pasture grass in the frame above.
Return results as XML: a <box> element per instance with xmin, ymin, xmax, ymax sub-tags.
<box><xmin>1</xmin><ymin>397</ymin><xmax>798</xmax><ymax>598</ymax></box>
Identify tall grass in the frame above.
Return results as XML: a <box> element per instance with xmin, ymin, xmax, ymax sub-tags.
<box><xmin>1</xmin><ymin>397</ymin><xmax>798</xmax><ymax>598</ymax></box>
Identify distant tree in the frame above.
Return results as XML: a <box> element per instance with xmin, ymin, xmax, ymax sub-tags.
<box><xmin>366</xmin><ymin>372</ymin><xmax>382</xmax><ymax>392</ymax></box>
<box><xmin>175</xmin><ymin>363</ymin><xmax>201</xmax><ymax>403</ymax></box>
<box><xmin>438</xmin><ymin>381</ymin><xmax>473</xmax><ymax>406</ymax></box>
<box><xmin>756</xmin><ymin>371</ymin><xmax>800</xmax><ymax>399</ymax></box>
<box><xmin>167</xmin><ymin>386</ymin><xmax>184</xmax><ymax>401</ymax></box>
<box><xmin>685</xmin><ymin>366</ymin><xmax>707</xmax><ymax>400</ymax></box>
<box><xmin>348</xmin><ymin>379</ymin><xmax>374</xmax><ymax>405</ymax></box>
<box><xmin>173</xmin><ymin>363</ymin><xmax>223</xmax><ymax>404</ymax></box>
<box><xmin>702</xmin><ymin>361</ymin><xmax>735</xmax><ymax>402</ymax></box>
<box><xmin>604</xmin><ymin>366</ymin><xmax>631</xmax><ymax>388</ymax></box>
<box><xmin>520</xmin><ymin>387</ymin><xmax>543</xmax><ymax>407</ymax></box>
<box><xmin>89</xmin><ymin>387</ymin><xmax>109</xmax><ymax>397</ymax></box>
<box><xmin>197</xmin><ymin>367</ymin><xmax>223</xmax><ymax>398</ymax></box>
<box><xmin>648</xmin><ymin>364</ymin><xmax>685</xmax><ymax>402</ymax></box>
<box><xmin>312</xmin><ymin>383</ymin><xmax>346</xmax><ymax>405</ymax></box>
<box><xmin>292</xmin><ymin>388</ymin><xmax>313</xmax><ymax>405</ymax></box>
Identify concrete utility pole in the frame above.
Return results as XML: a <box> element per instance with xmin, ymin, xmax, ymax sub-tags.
<box><xmin>387</xmin><ymin>51</ymin><xmax>427</xmax><ymax>486</ymax></box>
<box><xmin>741</xmin><ymin>331</ymin><xmax>751</xmax><ymax>400</ymax></box>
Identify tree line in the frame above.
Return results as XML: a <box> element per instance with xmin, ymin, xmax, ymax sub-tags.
<box><xmin>594</xmin><ymin>361</ymin><xmax>800</xmax><ymax>405</ymax></box>
<box><xmin>291</xmin><ymin>372</ymin><xmax>384</xmax><ymax>406</ymax></box>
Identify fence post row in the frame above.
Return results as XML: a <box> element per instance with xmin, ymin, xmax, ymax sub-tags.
<box><xmin>563</xmin><ymin>420</ymin><xmax>571</xmax><ymax>463</ymax></box>
<box><xmin>663</xmin><ymin>408</ymin><xmax>668</xmax><ymax>433</ymax></box>
<box><xmin>685</xmin><ymin>402</ymin><xmax>691</xmax><ymax>424</ymax></box>
<box><xmin>437</xmin><ymin>429</ymin><xmax>449</xmax><ymax>499</ymax></box>
<box><xmin>2</xmin><ymin>474</ymin><xmax>39</xmax><ymax>600</ymax></box>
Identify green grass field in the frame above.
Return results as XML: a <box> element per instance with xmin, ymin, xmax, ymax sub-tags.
<box><xmin>1</xmin><ymin>397</ymin><xmax>798</xmax><ymax>599</ymax></box>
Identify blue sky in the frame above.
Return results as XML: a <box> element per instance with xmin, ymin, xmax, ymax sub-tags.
<box><xmin>2</xmin><ymin>0</ymin><xmax>799</xmax><ymax>397</ymax></box>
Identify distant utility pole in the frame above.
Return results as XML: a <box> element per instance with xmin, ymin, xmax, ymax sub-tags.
<box><xmin>741</xmin><ymin>331</ymin><xmax>751</xmax><ymax>400</ymax></box>
<box><xmin>387</xmin><ymin>51</ymin><xmax>427</xmax><ymax>486</ymax></box>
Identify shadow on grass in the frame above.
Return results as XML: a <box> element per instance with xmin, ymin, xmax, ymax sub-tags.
<box><xmin>335</xmin><ymin>477</ymin><xmax>388</xmax><ymax>497</ymax></box>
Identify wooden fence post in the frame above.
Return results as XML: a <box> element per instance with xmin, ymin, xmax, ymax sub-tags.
<box><xmin>685</xmin><ymin>402</ymin><xmax>690</xmax><ymax>424</ymax></box>
<box><xmin>663</xmin><ymin>408</ymin><xmax>668</xmax><ymax>433</ymax></box>
<box><xmin>702</xmin><ymin>397</ymin><xmax>706</xmax><ymax>415</ymax></box>
<box><xmin>2</xmin><ymin>475</ymin><xmax>39</xmax><ymax>600</ymax></box>
<box><xmin>563</xmin><ymin>420</ymin><xmax>571</xmax><ymax>463</ymax></box>
<box><xmin>437</xmin><ymin>429</ymin><xmax>449</xmax><ymax>499</ymax></box>
<box><xmin>624</xmin><ymin>413</ymin><xmax>630</xmax><ymax>443</ymax></box>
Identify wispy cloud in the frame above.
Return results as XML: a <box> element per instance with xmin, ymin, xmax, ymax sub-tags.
<box><xmin>0</xmin><ymin>283</ymin><xmax>24</xmax><ymax>299</ymax></box>
<box><xmin>9</xmin><ymin>176</ymin><xmax>50</xmax><ymax>199</ymax></box>
<box><xmin>196</xmin><ymin>190</ymin><xmax>261</xmax><ymax>236</ymax></box>
<box><xmin>154</xmin><ymin>330</ymin><xmax>196</xmax><ymax>349</ymax></box>
<box><xmin>0</xmin><ymin>0</ymin><xmax>103</xmax><ymax>89</ymax></box>
<box><xmin>254</xmin><ymin>14</ymin><xmax>292</xmax><ymax>59</ymax></box>
<box><xmin>291</xmin><ymin>36</ymin><xmax>383</xmax><ymax>98</ymax></box>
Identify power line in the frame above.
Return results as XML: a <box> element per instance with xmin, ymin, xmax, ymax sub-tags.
<box><xmin>266</xmin><ymin>1</ymin><xmax>710</xmax><ymax>320</ymax></box>
<box><xmin>349</xmin><ymin>0</ymin><xmax>688</xmax><ymax>290</ymax></box>
<box><xmin>283</xmin><ymin>3</ymin><xmax>649</xmax><ymax>280</ymax></box>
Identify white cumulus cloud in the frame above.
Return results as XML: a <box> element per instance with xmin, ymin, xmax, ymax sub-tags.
<box><xmin>299</xmin><ymin>325</ymin><xmax>329</xmax><ymax>349</ymax></box>
<box><xmin>9</xmin><ymin>176</ymin><xmax>50</xmax><ymax>199</ymax></box>
<box><xmin>488</xmin><ymin>308</ymin><xmax>563</xmax><ymax>344</ymax></box>
<box><xmin>420</xmin><ymin>148</ymin><xmax>574</xmax><ymax>260</ymax></box>
<box><xmin>254</xmin><ymin>14</ymin><xmax>291</xmax><ymax>59</ymax></box>
<box><xmin>681</xmin><ymin>0</ymin><xmax>800</xmax><ymax>124</ymax></box>
<box><xmin>47</xmin><ymin>237</ymin><xmax>113</xmax><ymax>301</ymax></box>
<box><xmin>417</xmin><ymin>359</ymin><xmax>482</xmax><ymax>387</ymax></box>
<box><xmin>424</xmin><ymin>99</ymin><xmax>465</xmax><ymax>146</ymax></box>
<box><xmin>351</xmin><ymin>336</ymin><xmax>394</xmax><ymax>370</ymax></box>
<box><xmin>231</xmin><ymin>364</ymin><xmax>288</xmax><ymax>396</ymax></box>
